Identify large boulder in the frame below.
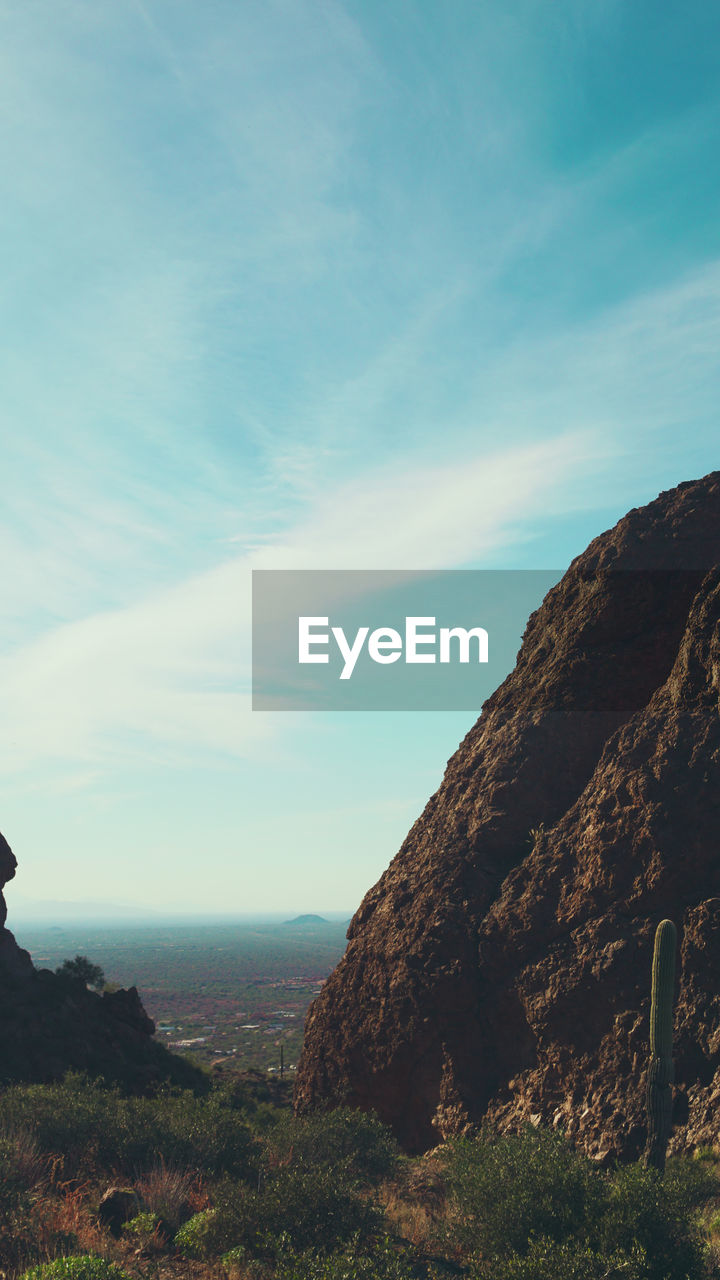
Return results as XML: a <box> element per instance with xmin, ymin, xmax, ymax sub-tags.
<box><xmin>294</xmin><ymin>472</ymin><xmax>720</xmax><ymax>1159</ymax></box>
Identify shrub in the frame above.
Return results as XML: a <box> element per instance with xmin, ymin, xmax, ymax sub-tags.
<box><xmin>0</xmin><ymin>1137</ymin><xmax>30</xmax><ymax>1210</ymax></box>
<box><xmin>19</xmin><ymin>1260</ymin><xmax>131</xmax><ymax>1280</ymax></box>
<box><xmin>441</xmin><ymin>1126</ymin><xmax>604</xmax><ymax>1258</ymax></box>
<box><xmin>158</xmin><ymin>1089</ymin><xmax>259</xmax><ymax>1176</ymax></box>
<box><xmin>175</xmin><ymin>1209</ymin><xmax>225</xmax><ymax>1260</ymax></box>
<box><xmin>0</xmin><ymin>1181</ymin><xmax>33</xmax><ymax>1271</ymax></box>
<box><xmin>134</xmin><ymin>1158</ymin><xmax>194</xmax><ymax>1233</ymax></box>
<box><xmin>214</xmin><ymin>1073</ymin><xmax>273</xmax><ymax>1112</ymax></box>
<box><xmin>121</xmin><ymin>1210</ymin><xmax>166</xmax><ymax>1249</ymax></box>
<box><xmin>222</xmin><ymin>1251</ymin><xmax>272</xmax><ymax>1280</ymax></box>
<box><xmin>443</xmin><ymin>1128</ymin><xmax>712</xmax><ymax>1280</ymax></box>
<box><xmin>0</xmin><ymin>1077</ymin><xmax>112</xmax><ymax>1169</ymax></box>
<box><xmin>178</xmin><ymin>1165</ymin><xmax>385</xmax><ymax>1261</ymax></box>
<box><xmin>693</xmin><ymin>1145</ymin><xmax>718</xmax><ymax>1164</ymax></box>
<box><xmin>270</xmin><ymin>1234</ymin><xmax>427</xmax><ymax>1279</ymax></box>
<box><xmin>221</xmin><ymin>1164</ymin><xmax>384</xmax><ymax>1256</ymax></box>
<box><xmin>0</xmin><ymin>1128</ymin><xmax>48</xmax><ymax>1187</ymax></box>
<box><xmin>266</xmin><ymin>1107</ymin><xmax>398</xmax><ymax>1185</ymax></box>
<box><xmin>0</xmin><ymin>1137</ymin><xmax>54</xmax><ymax>1272</ymax></box>
<box><xmin>123</xmin><ymin>1210</ymin><xmax>161</xmax><ymax>1234</ymax></box>
<box><xmin>598</xmin><ymin>1158</ymin><xmax>712</xmax><ymax>1280</ymax></box>
<box><xmin>55</xmin><ymin>957</ymin><xmax>105</xmax><ymax>991</ymax></box>
<box><xmin>0</xmin><ymin>1075</ymin><xmax>258</xmax><ymax>1178</ymax></box>
<box><xmin>468</xmin><ymin>1237</ymin><xmax>647</xmax><ymax>1280</ymax></box>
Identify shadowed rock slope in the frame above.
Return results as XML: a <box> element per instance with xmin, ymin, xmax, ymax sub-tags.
<box><xmin>294</xmin><ymin>472</ymin><xmax>720</xmax><ymax>1159</ymax></box>
<box><xmin>0</xmin><ymin>832</ymin><xmax>204</xmax><ymax>1093</ymax></box>
<box><xmin>0</xmin><ymin>831</ymin><xmax>34</xmax><ymax>981</ymax></box>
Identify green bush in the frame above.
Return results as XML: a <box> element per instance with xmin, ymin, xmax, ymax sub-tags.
<box><xmin>468</xmin><ymin>1236</ymin><xmax>646</xmax><ymax>1280</ymax></box>
<box><xmin>598</xmin><ymin>1159</ymin><xmax>711</xmax><ymax>1280</ymax></box>
<box><xmin>225</xmin><ymin>1164</ymin><xmax>383</xmax><ymax>1256</ymax></box>
<box><xmin>692</xmin><ymin>1145</ymin><xmax>718</xmax><ymax>1165</ymax></box>
<box><xmin>266</xmin><ymin>1107</ymin><xmax>398</xmax><ymax>1185</ymax></box>
<box><xmin>20</xmin><ymin>1259</ymin><xmax>131</xmax><ymax>1280</ymax></box>
<box><xmin>178</xmin><ymin>1164</ymin><xmax>385</xmax><ymax>1261</ymax></box>
<box><xmin>175</xmin><ymin>1209</ymin><xmax>225</xmax><ymax>1260</ymax></box>
<box><xmin>442</xmin><ymin>1126</ymin><xmax>604</xmax><ymax>1258</ymax></box>
<box><xmin>270</xmin><ymin>1233</ymin><xmax>427</xmax><ymax>1279</ymax></box>
<box><xmin>443</xmin><ymin>1127</ymin><xmax>712</xmax><ymax>1280</ymax></box>
<box><xmin>0</xmin><ymin>1075</ymin><xmax>258</xmax><ymax>1178</ymax></box>
<box><xmin>123</xmin><ymin>1209</ymin><xmax>160</xmax><ymax>1232</ymax></box>
<box><xmin>214</xmin><ymin>1073</ymin><xmax>273</xmax><ymax>1111</ymax></box>
<box><xmin>121</xmin><ymin>1210</ymin><xmax>163</xmax><ymax>1244</ymax></box>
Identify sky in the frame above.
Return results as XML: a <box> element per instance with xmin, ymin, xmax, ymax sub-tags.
<box><xmin>1</xmin><ymin>0</ymin><xmax>719</xmax><ymax>917</ymax></box>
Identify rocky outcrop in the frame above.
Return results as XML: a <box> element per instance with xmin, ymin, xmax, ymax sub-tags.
<box><xmin>0</xmin><ymin>831</ymin><xmax>34</xmax><ymax>980</ymax></box>
<box><xmin>294</xmin><ymin>472</ymin><xmax>720</xmax><ymax>1159</ymax></box>
<box><xmin>0</xmin><ymin>829</ymin><xmax>204</xmax><ymax>1093</ymax></box>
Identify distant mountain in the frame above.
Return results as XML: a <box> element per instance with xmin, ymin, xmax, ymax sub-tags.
<box><xmin>283</xmin><ymin>914</ymin><xmax>329</xmax><ymax>926</ymax></box>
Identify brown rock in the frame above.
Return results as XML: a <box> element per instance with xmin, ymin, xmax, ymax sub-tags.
<box><xmin>102</xmin><ymin>986</ymin><xmax>156</xmax><ymax>1036</ymax></box>
<box><xmin>294</xmin><ymin>471</ymin><xmax>720</xmax><ymax>1158</ymax></box>
<box><xmin>97</xmin><ymin>1185</ymin><xmax>139</xmax><ymax>1236</ymax></box>
<box><xmin>0</xmin><ymin>830</ymin><xmax>33</xmax><ymax>980</ymax></box>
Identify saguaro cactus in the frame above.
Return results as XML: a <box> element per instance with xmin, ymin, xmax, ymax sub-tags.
<box><xmin>644</xmin><ymin>918</ymin><xmax>677</xmax><ymax>1172</ymax></box>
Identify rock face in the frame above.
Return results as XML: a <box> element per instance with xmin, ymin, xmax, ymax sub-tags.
<box><xmin>0</xmin><ymin>830</ymin><xmax>203</xmax><ymax>1092</ymax></box>
<box><xmin>0</xmin><ymin>831</ymin><xmax>34</xmax><ymax>980</ymax></box>
<box><xmin>294</xmin><ymin>472</ymin><xmax>720</xmax><ymax>1160</ymax></box>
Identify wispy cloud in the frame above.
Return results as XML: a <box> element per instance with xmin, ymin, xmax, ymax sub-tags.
<box><xmin>0</xmin><ymin>429</ymin><xmax>604</xmax><ymax>779</ymax></box>
<box><xmin>5</xmin><ymin>231</ymin><xmax>720</xmax><ymax>785</ymax></box>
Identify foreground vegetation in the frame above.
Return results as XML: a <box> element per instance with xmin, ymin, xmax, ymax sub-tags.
<box><xmin>2</xmin><ymin>1073</ymin><xmax>720</xmax><ymax>1279</ymax></box>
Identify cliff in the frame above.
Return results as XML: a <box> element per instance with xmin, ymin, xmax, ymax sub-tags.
<box><xmin>0</xmin><ymin>832</ymin><xmax>203</xmax><ymax>1092</ymax></box>
<box><xmin>294</xmin><ymin>472</ymin><xmax>720</xmax><ymax>1159</ymax></box>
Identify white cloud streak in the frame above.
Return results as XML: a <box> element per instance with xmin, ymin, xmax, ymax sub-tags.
<box><xmin>0</xmin><ymin>430</ymin><xmax>603</xmax><ymax>778</ymax></box>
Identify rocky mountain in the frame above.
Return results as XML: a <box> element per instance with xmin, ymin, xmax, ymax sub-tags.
<box><xmin>0</xmin><ymin>831</ymin><xmax>202</xmax><ymax>1091</ymax></box>
<box><xmin>0</xmin><ymin>831</ymin><xmax>34</xmax><ymax>981</ymax></box>
<box><xmin>294</xmin><ymin>472</ymin><xmax>720</xmax><ymax>1160</ymax></box>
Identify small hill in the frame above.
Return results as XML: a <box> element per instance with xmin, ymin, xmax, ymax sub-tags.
<box><xmin>283</xmin><ymin>913</ymin><xmax>329</xmax><ymax>926</ymax></box>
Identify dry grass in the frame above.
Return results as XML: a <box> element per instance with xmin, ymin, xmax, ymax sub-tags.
<box><xmin>0</xmin><ymin>1184</ymin><xmax>114</xmax><ymax>1279</ymax></box>
<box><xmin>0</xmin><ymin>1128</ymin><xmax>50</xmax><ymax>1190</ymax></box>
<box><xmin>379</xmin><ymin>1155</ymin><xmax>448</xmax><ymax>1252</ymax></box>
<box><xmin>37</xmin><ymin>1184</ymin><xmax>112</xmax><ymax>1255</ymax></box>
<box><xmin>383</xmin><ymin>1191</ymin><xmax>436</xmax><ymax>1249</ymax></box>
<box><xmin>133</xmin><ymin>1160</ymin><xmax>200</xmax><ymax>1236</ymax></box>
<box><xmin>223</xmin><ymin>1261</ymin><xmax>273</xmax><ymax>1280</ymax></box>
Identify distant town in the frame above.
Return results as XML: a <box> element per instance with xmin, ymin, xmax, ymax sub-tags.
<box><xmin>16</xmin><ymin>917</ymin><xmax>349</xmax><ymax>1075</ymax></box>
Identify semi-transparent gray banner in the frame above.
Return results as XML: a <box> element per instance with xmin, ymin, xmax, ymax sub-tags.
<box><xmin>252</xmin><ymin>570</ymin><xmax>562</xmax><ymax>711</ymax></box>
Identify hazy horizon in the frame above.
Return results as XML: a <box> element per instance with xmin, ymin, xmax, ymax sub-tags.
<box><xmin>8</xmin><ymin>895</ymin><xmax>354</xmax><ymax>926</ymax></box>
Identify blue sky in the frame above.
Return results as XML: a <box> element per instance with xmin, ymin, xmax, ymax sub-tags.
<box><xmin>1</xmin><ymin>0</ymin><xmax>719</xmax><ymax>916</ymax></box>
